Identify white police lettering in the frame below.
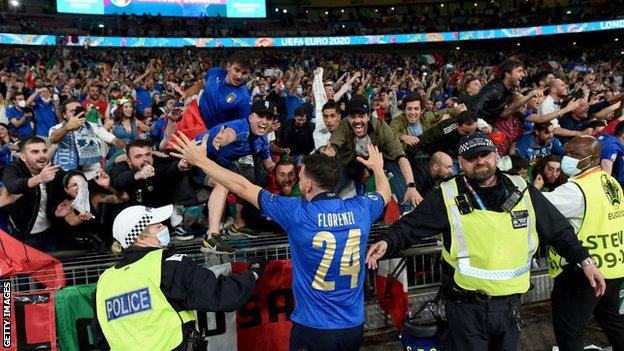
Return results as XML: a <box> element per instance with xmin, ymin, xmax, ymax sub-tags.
<box><xmin>317</xmin><ymin>211</ymin><xmax>356</xmax><ymax>228</ymax></box>
<box><xmin>105</xmin><ymin>287</ymin><xmax>152</xmax><ymax>321</ymax></box>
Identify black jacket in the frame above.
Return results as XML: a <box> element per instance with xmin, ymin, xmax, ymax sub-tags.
<box><xmin>110</xmin><ymin>156</ymin><xmax>185</xmax><ymax>208</ymax></box>
<box><xmin>416</xmin><ymin>117</ymin><xmax>463</xmax><ymax>158</ymax></box>
<box><xmin>2</xmin><ymin>160</ymin><xmax>66</xmax><ymax>235</ymax></box>
<box><xmin>91</xmin><ymin>247</ymin><xmax>257</xmax><ymax>350</ymax></box>
<box><xmin>380</xmin><ymin>170</ymin><xmax>590</xmax><ymax>277</ymax></box>
<box><xmin>467</xmin><ymin>79</ymin><xmax>515</xmax><ymax>124</ymax></box>
<box><xmin>279</xmin><ymin>118</ymin><xmax>315</xmax><ymax>156</ymax></box>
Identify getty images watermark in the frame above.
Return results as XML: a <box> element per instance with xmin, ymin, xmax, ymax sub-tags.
<box><xmin>2</xmin><ymin>281</ymin><xmax>10</xmax><ymax>348</ymax></box>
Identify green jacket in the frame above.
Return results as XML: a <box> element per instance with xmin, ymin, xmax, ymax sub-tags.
<box><xmin>421</xmin><ymin>108</ymin><xmax>463</xmax><ymax>132</ymax></box>
<box><xmin>329</xmin><ymin>117</ymin><xmax>406</xmax><ymax>166</ymax></box>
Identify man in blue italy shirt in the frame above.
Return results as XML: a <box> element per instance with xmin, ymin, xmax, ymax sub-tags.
<box><xmin>171</xmin><ymin>132</ymin><xmax>390</xmax><ymax>351</ymax></box>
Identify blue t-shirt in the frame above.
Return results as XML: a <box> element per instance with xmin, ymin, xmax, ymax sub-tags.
<box><xmin>598</xmin><ymin>134</ymin><xmax>624</xmax><ymax>185</ymax></box>
<box><xmin>134</xmin><ymin>87</ymin><xmax>155</xmax><ymax>115</ymax></box>
<box><xmin>284</xmin><ymin>92</ymin><xmax>303</xmax><ymax>119</ymax></box>
<box><xmin>6</xmin><ymin>106</ymin><xmax>33</xmax><ymax>138</ymax></box>
<box><xmin>33</xmin><ymin>97</ymin><xmax>58</xmax><ymax>137</ymax></box>
<box><xmin>514</xmin><ymin>133</ymin><xmax>564</xmax><ymax>160</ymax></box>
<box><xmin>150</xmin><ymin>117</ymin><xmax>168</xmax><ymax>148</ymax></box>
<box><xmin>197</xmin><ymin>118</ymin><xmax>270</xmax><ymax>168</ymax></box>
<box><xmin>259</xmin><ymin>190</ymin><xmax>385</xmax><ymax>329</ymax></box>
<box><xmin>198</xmin><ymin>67</ymin><xmax>251</xmax><ymax>130</ymax></box>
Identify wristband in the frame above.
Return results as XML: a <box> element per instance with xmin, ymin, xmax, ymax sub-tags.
<box><xmin>407</xmin><ymin>182</ymin><xmax>416</xmax><ymax>188</ymax></box>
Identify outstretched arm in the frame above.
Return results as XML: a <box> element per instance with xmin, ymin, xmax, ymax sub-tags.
<box><xmin>170</xmin><ymin>132</ymin><xmax>262</xmax><ymax>208</ymax></box>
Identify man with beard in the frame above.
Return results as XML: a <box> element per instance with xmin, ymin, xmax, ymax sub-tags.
<box><xmin>513</xmin><ymin>122</ymin><xmax>564</xmax><ymax>161</ymax></box>
<box><xmin>81</xmin><ymin>85</ymin><xmax>108</xmax><ymax>119</ymax></box>
<box><xmin>532</xmin><ymin>154</ymin><xmax>567</xmax><ymax>192</ymax></box>
<box><xmin>278</xmin><ymin>106</ymin><xmax>315</xmax><ymax>165</ymax></box>
<box><xmin>196</xmin><ymin>100</ymin><xmax>277</xmax><ymax>253</ymax></box>
<box><xmin>365</xmin><ymin>131</ymin><xmax>605</xmax><ymax>351</ymax></box>
<box><xmin>229</xmin><ymin>160</ymin><xmax>301</xmax><ymax>235</ymax></box>
<box><xmin>413</xmin><ymin>151</ymin><xmax>455</xmax><ymax>198</ymax></box>
<box><xmin>171</xmin><ymin>132</ymin><xmax>390</xmax><ymax>351</ymax></box>
<box><xmin>468</xmin><ymin>59</ymin><xmax>526</xmax><ymax>124</ymax></box>
<box><xmin>322</xmin><ymin>96</ymin><xmax>423</xmax><ymax>211</ymax></box>
<box><xmin>2</xmin><ymin>137</ymin><xmax>65</xmax><ymax>251</ymax></box>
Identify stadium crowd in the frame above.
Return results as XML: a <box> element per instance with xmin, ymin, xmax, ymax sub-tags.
<box><xmin>0</xmin><ymin>0</ymin><xmax>620</xmax><ymax>37</ymax></box>
<box><xmin>0</xmin><ymin>43</ymin><xmax>623</xmax><ymax>254</ymax></box>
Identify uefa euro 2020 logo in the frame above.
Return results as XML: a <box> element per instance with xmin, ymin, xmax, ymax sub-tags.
<box><xmin>601</xmin><ymin>174</ymin><xmax>621</xmax><ymax>209</ymax></box>
<box><xmin>111</xmin><ymin>0</ymin><xmax>131</xmax><ymax>7</ymax></box>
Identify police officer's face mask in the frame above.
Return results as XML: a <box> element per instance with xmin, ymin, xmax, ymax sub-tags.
<box><xmin>148</xmin><ymin>226</ymin><xmax>170</xmax><ymax>247</ymax></box>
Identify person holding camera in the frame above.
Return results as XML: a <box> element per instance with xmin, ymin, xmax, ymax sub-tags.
<box><xmin>48</xmin><ymin>98</ymin><xmax>126</xmax><ymax>179</ymax></box>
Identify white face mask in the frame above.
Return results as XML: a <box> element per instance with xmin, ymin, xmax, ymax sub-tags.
<box><xmin>16</xmin><ymin>100</ymin><xmax>26</xmax><ymax>108</ymax></box>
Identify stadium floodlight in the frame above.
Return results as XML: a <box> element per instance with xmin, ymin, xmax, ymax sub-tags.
<box><xmin>616</xmin><ymin>38</ymin><xmax>620</xmax><ymax>42</ymax></box>
<box><xmin>440</xmin><ymin>3</ymin><xmax>445</xmax><ymax>7</ymax></box>
<box><xmin>566</xmin><ymin>10</ymin><xmax>572</xmax><ymax>15</ymax></box>
<box><xmin>456</xmin><ymin>46</ymin><xmax>460</xmax><ymax>50</ymax></box>
<box><xmin>573</xmin><ymin>42</ymin><xmax>577</xmax><ymax>45</ymax></box>
<box><xmin>9</xmin><ymin>0</ymin><xmax>19</xmax><ymax>7</ymax></box>
<box><xmin>98</xmin><ymin>23</ymin><xmax>105</xmax><ymax>28</ymax></box>
<box><xmin>391</xmin><ymin>7</ymin><xmax>395</xmax><ymax>11</ymax></box>
<box><xmin>324</xmin><ymin>11</ymin><xmax>329</xmax><ymax>15</ymax></box>
<box><xmin>275</xmin><ymin>8</ymin><xmax>279</xmax><ymax>12</ymax></box>
<box><xmin>517</xmin><ymin>42</ymin><xmax>520</xmax><ymax>46</ymax></box>
<box><xmin>341</xmin><ymin>9</ymin><xmax>344</xmax><ymax>13</ymax></box>
<box><xmin>282</xmin><ymin>9</ymin><xmax>287</xmax><ymax>13</ymax></box>
<box><xmin>474</xmin><ymin>3</ymin><xmax>478</xmax><ymax>7</ymax></box>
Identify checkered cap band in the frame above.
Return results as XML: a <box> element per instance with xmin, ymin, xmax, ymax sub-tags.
<box><xmin>125</xmin><ymin>211</ymin><xmax>153</xmax><ymax>246</ymax></box>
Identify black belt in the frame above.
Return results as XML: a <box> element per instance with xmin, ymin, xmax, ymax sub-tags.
<box><xmin>443</xmin><ymin>284</ymin><xmax>520</xmax><ymax>303</ymax></box>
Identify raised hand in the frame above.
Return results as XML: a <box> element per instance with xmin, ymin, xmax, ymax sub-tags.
<box><xmin>321</xmin><ymin>141</ymin><xmax>336</xmax><ymax>157</ymax></box>
<box><xmin>36</xmin><ymin>163</ymin><xmax>60</xmax><ymax>184</ymax></box>
<box><xmin>134</xmin><ymin>164</ymin><xmax>155</xmax><ymax>180</ymax></box>
<box><xmin>356</xmin><ymin>145</ymin><xmax>384</xmax><ymax>172</ymax></box>
<box><xmin>94</xmin><ymin>171</ymin><xmax>111</xmax><ymax>189</ymax></box>
<box><xmin>170</xmin><ymin>131</ymin><xmax>209</xmax><ymax>167</ymax></box>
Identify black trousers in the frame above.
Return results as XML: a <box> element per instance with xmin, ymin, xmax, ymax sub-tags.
<box><xmin>444</xmin><ymin>295</ymin><xmax>521</xmax><ymax>351</ymax></box>
<box><xmin>552</xmin><ymin>267</ymin><xmax>624</xmax><ymax>351</ymax></box>
<box><xmin>289</xmin><ymin>322</ymin><xmax>363</xmax><ymax>351</ymax></box>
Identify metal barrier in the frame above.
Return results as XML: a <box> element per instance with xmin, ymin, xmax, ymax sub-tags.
<box><xmin>3</xmin><ymin>238</ymin><xmax>555</xmax><ymax>334</ymax></box>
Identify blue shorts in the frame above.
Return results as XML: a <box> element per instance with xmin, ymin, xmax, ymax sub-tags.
<box><xmin>289</xmin><ymin>322</ymin><xmax>363</xmax><ymax>351</ymax></box>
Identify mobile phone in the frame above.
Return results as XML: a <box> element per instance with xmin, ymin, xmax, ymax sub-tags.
<box><xmin>74</xmin><ymin>106</ymin><xmax>86</xmax><ymax>117</ymax></box>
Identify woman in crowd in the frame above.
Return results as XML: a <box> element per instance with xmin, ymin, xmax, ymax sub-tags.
<box><xmin>532</xmin><ymin>154</ymin><xmax>568</xmax><ymax>192</ymax></box>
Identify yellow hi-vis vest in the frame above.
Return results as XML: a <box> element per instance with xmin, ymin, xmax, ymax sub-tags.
<box><xmin>96</xmin><ymin>249</ymin><xmax>196</xmax><ymax>351</ymax></box>
<box><xmin>548</xmin><ymin>169</ymin><xmax>624</xmax><ymax>279</ymax></box>
<box><xmin>440</xmin><ymin>174</ymin><xmax>539</xmax><ymax>296</ymax></box>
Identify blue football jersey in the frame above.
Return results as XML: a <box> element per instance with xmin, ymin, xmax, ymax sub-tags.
<box><xmin>195</xmin><ymin>118</ymin><xmax>270</xmax><ymax>168</ymax></box>
<box><xmin>198</xmin><ymin>67</ymin><xmax>251</xmax><ymax>130</ymax></box>
<box><xmin>259</xmin><ymin>190</ymin><xmax>385</xmax><ymax>329</ymax></box>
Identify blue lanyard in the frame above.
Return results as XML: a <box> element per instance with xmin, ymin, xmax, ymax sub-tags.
<box><xmin>462</xmin><ymin>176</ymin><xmax>486</xmax><ymax>210</ymax></box>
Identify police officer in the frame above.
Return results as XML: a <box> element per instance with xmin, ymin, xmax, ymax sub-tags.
<box><xmin>544</xmin><ymin>136</ymin><xmax>624</xmax><ymax>350</ymax></box>
<box><xmin>366</xmin><ymin>132</ymin><xmax>606</xmax><ymax>351</ymax></box>
<box><xmin>91</xmin><ymin>204</ymin><xmax>266</xmax><ymax>350</ymax></box>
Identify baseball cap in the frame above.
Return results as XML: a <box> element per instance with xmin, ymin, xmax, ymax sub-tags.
<box><xmin>252</xmin><ymin>100</ymin><xmax>277</xmax><ymax>117</ymax></box>
<box><xmin>347</xmin><ymin>96</ymin><xmax>370</xmax><ymax>115</ymax></box>
<box><xmin>458</xmin><ymin>131</ymin><xmax>497</xmax><ymax>159</ymax></box>
<box><xmin>113</xmin><ymin>205</ymin><xmax>173</xmax><ymax>248</ymax></box>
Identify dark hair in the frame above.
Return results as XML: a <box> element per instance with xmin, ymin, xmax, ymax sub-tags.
<box><xmin>228</xmin><ymin>53</ymin><xmax>252</xmax><ymax>70</ymax></box>
<box><xmin>509</xmin><ymin>154</ymin><xmax>530</xmax><ymax>172</ymax></box>
<box><xmin>534</xmin><ymin>71</ymin><xmax>552</xmax><ymax>85</ymax></box>
<box><xmin>585</xmin><ymin>120</ymin><xmax>606</xmax><ymax>130</ymax></box>
<box><xmin>125</xmin><ymin>139</ymin><xmax>152</xmax><ymax>155</ymax></box>
<box><xmin>18</xmin><ymin>136</ymin><xmax>46</xmax><ymax>152</ymax></box>
<box><xmin>403</xmin><ymin>94</ymin><xmax>424</xmax><ymax>108</ymax></box>
<box><xmin>460</xmin><ymin>74</ymin><xmax>479</xmax><ymax>91</ymax></box>
<box><xmin>322</xmin><ymin>100</ymin><xmax>339</xmax><ymax>113</ymax></box>
<box><xmin>10</xmin><ymin>91</ymin><xmax>24</xmax><ymax>101</ymax></box>
<box><xmin>533</xmin><ymin>122</ymin><xmax>552</xmax><ymax>134</ymax></box>
<box><xmin>615</xmin><ymin>120</ymin><xmax>624</xmax><ymax>137</ymax></box>
<box><xmin>60</xmin><ymin>97</ymin><xmax>80</xmax><ymax>115</ymax></box>
<box><xmin>535</xmin><ymin>154</ymin><xmax>567</xmax><ymax>188</ymax></box>
<box><xmin>496</xmin><ymin>59</ymin><xmax>524</xmax><ymax>81</ymax></box>
<box><xmin>303</xmin><ymin>153</ymin><xmax>341</xmax><ymax>191</ymax></box>
<box><xmin>275</xmin><ymin>159</ymin><xmax>294</xmax><ymax>170</ymax></box>
<box><xmin>114</xmin><ymin>101</ymin><xmax>137</xmax><ymax>121</ymax></box>
<box><xmin>294</xmin><ymin>106</ymin><xmax>307</xmax><ymax>118</ymax></box>
<box><xmin>62</xmin><ymin>170</ymin><xmax>87</xmax><ymax>188</ymax></box>
<box><xmin>456</xmin><ymin>110</ymin><xmax>478</xmax><ymax>126</ymax></box>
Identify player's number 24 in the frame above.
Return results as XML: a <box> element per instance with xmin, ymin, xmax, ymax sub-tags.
<box><xmin>312</xmin><ymin>229</ymin><xmax>361</xmax><ymax>291</ymax></box>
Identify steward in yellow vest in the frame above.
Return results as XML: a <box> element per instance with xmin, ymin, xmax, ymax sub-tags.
<box><xmin>366</xmin><ymin>132</ymin><xmax>605</xmax><ymax>351</ymax></box>
<box><xmin>542</xmin><ymin>136</ymin><xmax>624</xmax><ymax>351</ymax></box>
<box><xmin>91</xmin><ymin>205</ymin><xmax>265</xmax><ymax>350</ymax></box>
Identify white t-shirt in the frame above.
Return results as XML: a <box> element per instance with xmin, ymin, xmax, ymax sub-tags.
<box><xmin>539</xmin><ymin>95</ymin><xmax>561</xmax><ymax>128</ymax></box>
<box><xmin>30</xmin><ymin>184</ymin><xmax>51</xmax><ymax>234</ymax></box>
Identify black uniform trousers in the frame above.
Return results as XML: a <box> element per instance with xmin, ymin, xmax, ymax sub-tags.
<box><xmin>444</xmin><ymin>294</ymin><xmax>522</xmax><ymax>351</ymax></box>
<box><xmin>289</xmin><ymin>322</ymin><xmax>363</xmax><ymax>351</ymax></box>
<box><xmin>552</xmin><ymin>267</ymin><xmax>624</xmax><ymax>351</ymax></box>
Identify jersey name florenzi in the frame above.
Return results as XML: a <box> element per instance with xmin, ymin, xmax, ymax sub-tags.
<box><xmin>317</xmin><ymin>211</ymin><xmax>356</xmax><ymax>228</ymax></box>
